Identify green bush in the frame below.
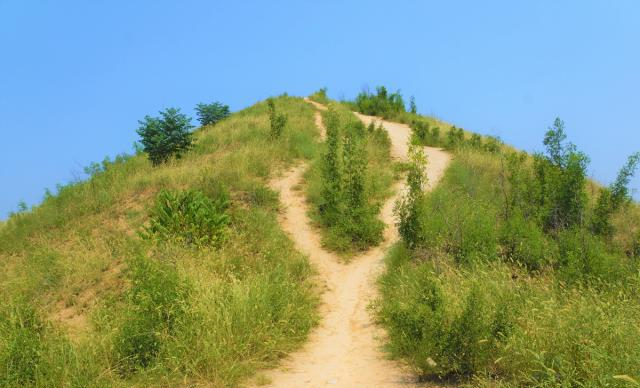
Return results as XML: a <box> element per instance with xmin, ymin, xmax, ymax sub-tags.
<box><xmin>499</xmin><ymin>212</ymin><xmax>555</xmax><ymax>270</ymax></box>
<box><xmin>142</xmin><ymin>189</ymin><xmax>230</xmax><ymax>247</ymax></box>
<box><xmin>591</xmin><ymin>152</ymin><xmax>640</xmax><ymax>236</ymax></box>
<box><xmin>115</xmin><ymin>255</ymin><xmax>189</xmax><ymax>373</ymax></box>
<box><xmin>377</xmin><ymin>251</ymin><xmax>516</xmax><ymax>379</ymax></box>
<box><xmin>395</xmin><ymin>145</ymin><xmax>427</xmax><ymax>249</ymax></box>
<box><xmin>314</xmin><ymin>108</ymin><xmax>384</xmax><ymax>252</ymax></box>
<box><xmin>267</xmin><ymin>98</ymin><xmax>287</xmax><ymax>138</ymax></box>
<box><xmin>446</xmin><ymin>126</ymin><xmax>465</xmax><ymax>149</ymax></box>
<box><xmin>353</xmin><ymin>86</ymin><xmax>406</xmax><ymax>119</ymax></box>
<box><xmin>137</xmin><ymin>107</ymin><xmax>194</xmax><ymax>166</ymax></box>
<box><xmin>308</xmin><ymin>87</ymin><xmax>330</xmax><ymax>104</ymax></box>
<box><xmin>195</xmin><ymin>101</ymin><xmax>230</xmax><ymax>126</ymax></box>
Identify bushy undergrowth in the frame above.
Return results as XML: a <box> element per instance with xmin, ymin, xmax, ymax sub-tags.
<box><xmin>308</xmin><ymin>87</ymin><xmax>330</xmax><ymax>105</ymax></box>
<box><xmin>0</xmin><ymin>96</ymin><xmax>320</xmax><ymax>387</ymax></box>
<box><xmin>142</xmin><ymin>188</ymin><xmax>230</xmax><ymax>247</ymax></box>
<box><xmin>378</xmin><ymin>118</ymin><xmax>640</xmax><ymax>386</ymax></box>
<box><xmin>305</xmin><ymin>102</ymin><xmax>395</xmax><ymax>256</ymax></box>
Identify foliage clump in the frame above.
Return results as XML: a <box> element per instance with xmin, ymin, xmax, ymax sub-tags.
<box><xmin>395</xmin><ymin>145</ymin><xmax>427</xmax><ymax>248</ymax></box>
<box><xmin>309</xmin><ymin>87</ymin><xmax>330</xmax><ymax>104</ymax></box>
<box><xmin>316</xmin><ymin>108</ymin><xmax>384</xmax><ymax>251</ymax></box>
<box><xmin>195</xmin><ymin>101</ymin><xmax>230</xmax><ymax>126</ymax></box>
<box><xmin>267</xmin><ymin>98</ymin><xmax>288</xmax><ymax>138</ymax></box>
<box><xmin>137</xmin><ymin>108</ymin><xmax>194</xmax><ymax>166</ymax></box>
<box><xmin>142</xmin><ymin>188</ymin><xmax>230</xmax><ymax>248</ymax></box>
<box><xmin>354</xmin><ymin>86</ymin><xmax>406</xmax><ymax>119</ymax></box>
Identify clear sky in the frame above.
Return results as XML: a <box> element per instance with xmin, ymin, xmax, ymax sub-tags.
<box><xmin>1</xmin><ymin>1</ymin><xmax>639</xmax><ymax>217</ymax></box>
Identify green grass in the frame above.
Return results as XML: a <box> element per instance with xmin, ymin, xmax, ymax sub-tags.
<box><xmin>376</xmin><ymin>149</ymin><xmax>640</xmax><ymax>387</ymax></box>
<box><xmin>0</xmin><ymin>96</ymin><xmax>322</xmax><ymax>387</ymax></box>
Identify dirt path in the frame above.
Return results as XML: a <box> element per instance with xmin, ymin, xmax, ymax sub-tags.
<box><xmin>261</xmin><ymin>105</ymin><xmax>451</xmax><ymax>388</ymax></box>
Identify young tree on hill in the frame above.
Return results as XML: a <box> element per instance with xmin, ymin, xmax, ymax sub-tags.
<box><xmin>195</xmin><ymin>101</ymin><xmax>230</xmax><ymax>126</ymax></box>
<box><xmin>395</xmin><ymin>144</ymin><xmax>428</xmax><ymax>248</ymax></box>
<box><xmin>137</xmin><ymin>108</ymin><xmax>194</xmax><ymax>166</ymax></box>
<box><xmin>409</xmin><ymin>96</ymin><xmax>417</xmax><ymax>114</ymax></box>
<box><xmin>267</xmin><ymin>98</ymin><xmax>287</xmax><ymax>138</ymax></box>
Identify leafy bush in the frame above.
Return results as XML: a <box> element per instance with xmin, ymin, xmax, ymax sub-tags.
<box><xmin>591</xmin><ymin>152</ymin><xmax>640</xmax><ymax>236</ymax></box>
<box><xmin>115</xmin><ymin>255</ymin><xmax>189</xmax><ymax>373</ymax></box>
<box><xmin>195</xmin><ymin>101</ymin><xmax>230</xmax><ymax>126</ymax></box>
<box><xmin>142</xmin><ymin>188</ymin><xmax>230</xmax><ymax>247</ymax></box>
<box><xmin>498</xmin><ymin>212</ymin><xmax>554</xmax><ymax>270</ymax></box>
<box><xmin>312</xmin><ymin>106</ymin><xmax>387</xmax><ymax>253</ymax></box>
<box><xmin>411</xmin><ymin>119</ymin><xmax>442</xmax><ymax>147</ymax></box>
<box><xmin>308</xmin><ymin>87</ymin><xmax>330</xmax><ymax>104</ymax></box>
<box><xmin>267</xmin><ymin>98</ymin><xmax>287</xmax><ymax>138</ymax></box>
<box><xmin>395</xmin><ymin>145</ymin><xmax>428</xmax><ymax>248</ymax></box>
<box><xmin>137</xmin><ymin>107</ymin><xmax>194</xmax><ymax>166</ymax></box>
<box><xmin>446</xmin><ymin>126</ymin><xmax>465</xmax><ymax>148</ymax></box>
<box><xmin>377</xmin><ymin>249</ymin><xmax>516</xmax><ymax>379</ymax></box>
<box><xmin>353</xmin><ymin>86</ymin><xmax>406</xmax><ymax>119</ymax></box>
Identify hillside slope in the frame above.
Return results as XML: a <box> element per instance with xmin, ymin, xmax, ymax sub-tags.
<box><xmin>0</xmin><ymin>97</ymin><xmax>325</xmax><ymax>388</ymax></box>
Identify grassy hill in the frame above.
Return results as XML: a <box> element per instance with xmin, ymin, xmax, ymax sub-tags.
<box><xmin>0</xmin><ymin>96</ymin><xmax>327</xmax><ymax>388</ymax></box>
<box><xmin>355</xmin><ymin>89</ymin><xmax>640</xmax><ymax>387</ymax></box>
<box><xmin>2</xmin><ymin>87</ymin><xmax>639</xmax><ymax>388</ymax></box>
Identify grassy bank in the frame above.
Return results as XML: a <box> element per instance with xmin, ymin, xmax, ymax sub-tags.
<box><xmin>377</xmin><ymin>147</ymin><xmax>640</xmax><ymax>387</ymax></box>
<box><xmin>0</xmin><ymin>96</ymin><xmax>322</xmax><ymax>387</ymax></box>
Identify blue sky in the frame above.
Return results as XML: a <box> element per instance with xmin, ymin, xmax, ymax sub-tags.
<box><xmin>1</xmin><ymin>1</ymin><xmax>639</xmax><ymax>217</ymax></box>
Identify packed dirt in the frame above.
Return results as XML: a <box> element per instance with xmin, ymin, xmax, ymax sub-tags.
<box><xmin>261</xmin><ymin>103</ymin><xmax>451</xmax><ymax>387</ymax></box>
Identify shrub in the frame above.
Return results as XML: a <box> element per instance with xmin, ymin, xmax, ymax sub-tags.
<box><xmin>446</xmin><ymin>126</ymin><xmax>465</xmax><ymax>149</ymax></box>
<box><xmin>142</xmin><ymin>189</ymin><xmax>230</xmax><ymax>247</ymax></box>
<box><xmin>267</xmin><ymin>98</ymin><xmax>287</xmax><ymax>138</ymax></box>
<box><xmin>195</xmin><ymin>101</ymin><xmax>230</xmax><ymax>126</ymax></box>
<box><xmin>309</xmin><ymin>87</ymin><xmax>330</xmax><ymax>104</ymax></box>
<box><xmin>591</xmin><ymin>152</ymin><xmax>640</xmax><ymax>236</ymax></box>
<box><xmin>115</xmin><ymin>255</ymin><xmax>189</xmax><ymax>373</ymax></box>
<box><xmin>137</xmin><ymin>107</ymin><xmax>194</xmax><ymax>166</ymax></box>
<box><xmin>354</xmin><ymin>86</ymin><xmax>406</xmax><ymax>119</ymax></box>
<box><xmin>395</xmin><ymin>145</ymin><xmax>428</xmax><ymax>249</ymax></box>
<box><xmin>377</xmin><ymin>256</ymin><xmax>517</xmax><ymax>379</ymax></box>
<box><xmin>319</xmin><ymin>109</ymin><xmax>344</xmax><ymax>223</ymax></box>
<box><xmin>315</xmin><ymin>108</ymin><xmax>384</xmax><ymax>251</ymax></box>
<box><xmin>536</xmin><ymin>118</ymin><xmax>589</xmax><ymax>231</ymax></box>
<box><xmin>409</xmin><ymin>96</ymin><xmax>417</xmax><ymax>114</ymax></box>
<box><xmin>483</xmin><ymin>136</ymin><xmax>502</xmax><ymax>153</ymax></box>
<box><xmin>499</xmin><ymin>212</ymin><xmax>554</xmax><ymax>270</ymax></box>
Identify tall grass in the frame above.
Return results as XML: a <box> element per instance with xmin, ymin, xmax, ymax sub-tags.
<box><xmin>0</xmin><ymin>96</ymin><xmax>321</xmax><ymax>387</ymax></box>
<box><xmin>377</xmin><ymin>147</ymin><xmax>640</xmax><ymax>387</ymax></box>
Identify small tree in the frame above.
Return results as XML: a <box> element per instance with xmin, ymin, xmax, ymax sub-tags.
<box><xmin>409</xmin><ymin>96</ymin><xmax>417</xmax><ymax>114</ymax></box>
<box><xmin>591</xmin><ymin>152</ymin><xmax>640</xmax><ymax>236</ymax></box>
<box><xmin>195</xmin><ymin>101</ymin><xmax>230</xmax><ymax>126</ymax></box>
<box><xmin>395</xmin><ymin>145</ymin><xmax>428</xmax><ymax>248</ymax></box>
<box><xmin>537</xmin><ymin>118</ymin><xmax>589</xmax><ymax>230</ymax></box>
<box><xmin>137</xmin><ymin>108</ymin><xmax>194</xmax><ymax>166</ymax></box>
<box><xmin>267</xmin><ymin>98</ymin><xmax>287</xmax><ymax>138</ymax></box>
<box><xmin>320</xmin><ymin>109</ymin><xmax>343</xmax><ymax>222</ymax></box>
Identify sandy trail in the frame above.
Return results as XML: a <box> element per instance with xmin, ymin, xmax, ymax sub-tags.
<box><xmin>262</xmin><ymin>104</ymin><xmax>450</xmax><ymax>388</ymax></box>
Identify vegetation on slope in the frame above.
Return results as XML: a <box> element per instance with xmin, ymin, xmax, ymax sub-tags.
<box><xmin>0</xmin><ymin>96</ymin><xmax>322</xmax><ymax>388</ymax></box>
<box><xmin>377</xmin><ymin>106</ymin><xmax>640</xmax><ymax>386</ymax></box>
<box><xmin>304</xmin><ymin>98</ymin><xmax>396</xmax><ymax>257</ymax></box>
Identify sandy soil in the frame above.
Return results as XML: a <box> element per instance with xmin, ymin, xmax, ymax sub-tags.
<box><xmin>260</xmin><ymin>104</ymin><xmax>451</xmax><ymax>387</ymax></box>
